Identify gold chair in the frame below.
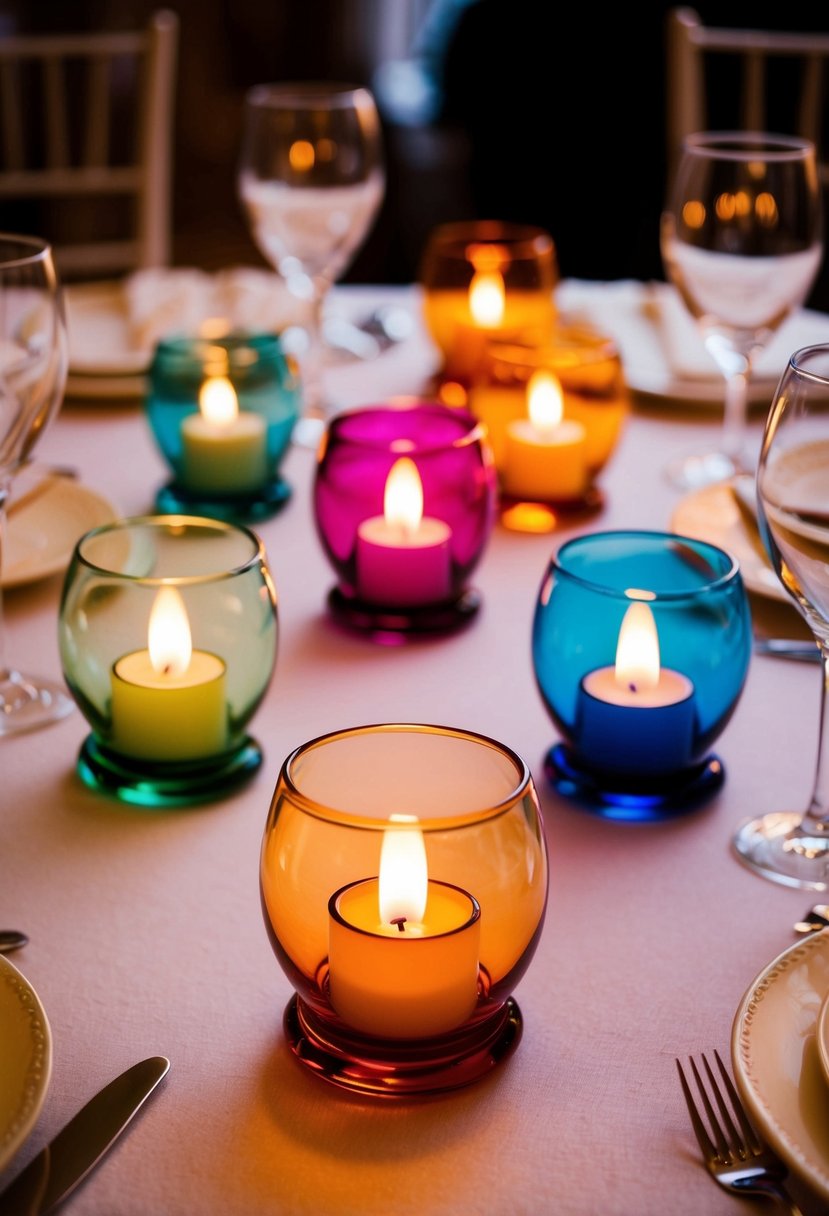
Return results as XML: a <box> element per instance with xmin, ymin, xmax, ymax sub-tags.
<box><xmin>0</xmin><ymin>9</ymin><xmax>179</xmax><ymax>279</ymax></box>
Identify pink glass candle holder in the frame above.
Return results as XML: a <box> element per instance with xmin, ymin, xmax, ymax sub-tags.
<box><xmin>260</xmin><ymin>723</ymin><xmax>549</xmax><ymax>1097</ymax></box>
<box><xmin>313</xmin><ymin>400</ymin><xmax>497</xmax><ymax>638</ymax></box>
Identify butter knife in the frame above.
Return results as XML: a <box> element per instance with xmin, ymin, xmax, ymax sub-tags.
<box><xmin>0</xmin><ymin>1056</ymin><xmax>170</xmax><ymax>1215</ymax></box>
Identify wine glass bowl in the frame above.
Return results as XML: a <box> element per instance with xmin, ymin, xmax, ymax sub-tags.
<box><xmin>660</xmin><ymin>131</ymin><xmax>823</xmax><ymax>490</ymax></box>
<box><xmin>733</xmin><ymin>343</ymin><xmax>829</xmax><ymax>888</ymax></box>
<box><xmin>237</xmin><ymin>82</ymin><xmax>385</xmax><ymax>433</ymax></box>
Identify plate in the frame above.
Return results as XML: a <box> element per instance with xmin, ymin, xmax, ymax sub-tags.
<box><xmin>818</xmin><ymin>988</ymin><xmax>829</xmax><ymax>1089</ymax></box>
<box><xmin>0</xmin><ymin>953</ymin><xmax>52</xmax><ymax>1172</ymax></box>
<box><xmin>4</xmin><ymin>478</ymin><xmax>119</xmax><ymax>588</ymax></box>
<box><xmin>731</xmin><ymin>930</ymin><xmax>829</xmax><ymax>1204</ymax></box>
<box><xmin>670</xmin><ymin>482</ymin><xmax>787</xmax><ymax>602</ymax></box>
<box><xmin>65</xmin><ymin>281</ymin><xmax>152</xmax><ymax>377</ymax></box>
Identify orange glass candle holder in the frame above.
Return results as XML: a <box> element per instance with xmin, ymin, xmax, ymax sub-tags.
<box><xmin>419</xmin><ymin>221</ymin><xmax>558</xmax><ymax>384</ymax></box>
<box><xmin>260</xmin><ymin>723</ymin><xmax>549</xmax><ymax>1098</ymax></box>
<box><xmin>468</xmin><ymin>326</ymin><xmax>630</xmax><ymax>530</ymax></box>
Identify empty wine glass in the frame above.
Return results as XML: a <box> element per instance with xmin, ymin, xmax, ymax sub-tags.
<box><xmin>237</xmin><ymin>82</ymin><xmax>385</xmax><ymax>445</ymax></box>
<box><xmin>733</xmin><ymin>343</ymin><xmax>829</xmax><ymax>889</ymax></box>
<box><xmin>660</xmin><ymin>131</ymin><xmax>823</xmax><ymax>491</ymax></box>
<box><xmin>0</xmin><ymin>233</ymin><xmax>72</xmax><ymax>734</ymax></box>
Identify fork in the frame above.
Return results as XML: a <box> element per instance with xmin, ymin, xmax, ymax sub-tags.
<box><xmin>676</xmin><ymin>1050</ymin><xmax>805</xmax><ymax>1213</ymax></box>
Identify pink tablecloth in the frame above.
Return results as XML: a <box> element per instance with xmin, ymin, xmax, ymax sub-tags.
<box><xmin>1</xmin><ymin>284</ymin><xmax>825</xmax><ymax>1216</ymax></box>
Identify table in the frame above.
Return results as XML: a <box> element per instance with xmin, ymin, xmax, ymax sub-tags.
<box><xmin>2</xmin><ymin>284</ymin><xmax>826</xmax><ymax>1215</ymax></box>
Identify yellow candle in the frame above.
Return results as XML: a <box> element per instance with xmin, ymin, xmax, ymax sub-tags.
<box><xmin>502</xmin><ymin>370</ymin><xmax>588</xmax><ymax>501</ymax></box>
<box><xmin>109</xmin><ymin>586</ymin><xmax>227</xmax><ymax>762</ymax></box>
<box><xmin>180</xmin><ymin>375</ymin><xmax>268</xmax><ymax>494</ymax></box>
<box><xmin>327</xmin><ymin>823</ymin><xmax>481</xmax><ymax>1039</ymax></box>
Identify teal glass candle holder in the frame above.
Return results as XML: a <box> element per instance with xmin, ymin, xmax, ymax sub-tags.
<box><xmin>532</xmin><ymin>530</ymin><xmax>752</xmax><ymax>819</ymax></box>
<box><xmin>145</xmin><ymin>331</ymin><xmax>301</xmax><ymax>522</ymax></box>
<box><xmin>58</xmin><ymin>516</ymin><xmax>278</xmax><ymax>807</ymax></box>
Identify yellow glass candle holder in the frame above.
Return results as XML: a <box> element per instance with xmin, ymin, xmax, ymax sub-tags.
<box><xmin>419</xmin><ymin>221</ymin><xmax>558</xmax><ymax>385</ymax></box>
<box><xmin>468</xmin><ymin>326</ymin><xmax>630</xmax><ymax>531</ymax></box>
<box><xmin>260</xmin><ymin>723</ymin><xmax>549</xmax><ymax>1098</ymax></box>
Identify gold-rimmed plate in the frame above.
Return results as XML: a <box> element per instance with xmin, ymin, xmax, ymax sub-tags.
<box><xmin>0</xmin><ymin>954</ymin><xmax>52</xmax><ymax>1172</ymax></box>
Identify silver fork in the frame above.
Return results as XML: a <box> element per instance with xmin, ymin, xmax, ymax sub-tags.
<box><xmin>676</xmin><ymin>1050</ymin><xmax>805</xmax><ymax>1213</ymax></box>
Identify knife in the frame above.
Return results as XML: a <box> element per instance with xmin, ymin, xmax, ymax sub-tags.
<box><xmin>0</xmin><ymin>1056</ymin><xmax>170</xmax><ymax>1215</ymax></box>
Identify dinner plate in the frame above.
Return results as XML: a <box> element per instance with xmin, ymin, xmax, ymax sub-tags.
<box><xmin>3</xmin><ymin>478</ymin><xmax>119</xmax><ymax>589</ymax></box>
<box><xmin>0</xmin><ymin>953</ymin><xmax>52</xmax><ymax>1173</ymax></box>
<box><xmin>670</xmin><ymin>482</ymin><xmax>787</xmax><ymax>602</ymax></box>
<box><xmin>818</xmin><ymin>988</ymin><xmax>829</xmax><ymax>1089</ymax></box>
<box><xmin>731</xmin><ymin>930</ymin><xmax>829</xmax><ymax>1204</ymax></box>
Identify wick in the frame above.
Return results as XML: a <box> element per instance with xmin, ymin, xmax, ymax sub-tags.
<box><xmin>628</xmin><ymin>681</ymin><xmax>637</xmax><ymax>693</ymax></box>
<box><xmin>390</xmin><ymin>917</ymin><xmax>407</xmax><ymax>933</ymax></box>
<box><xmin>164</xmin><ymin>663</ymin><xmax>173</xmax><ymax>676</ymax></box>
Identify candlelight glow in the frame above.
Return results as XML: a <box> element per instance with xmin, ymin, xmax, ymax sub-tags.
<box><xmin>469</xmin><ymin>270</ymin><xmax>505</xmax><ymax>327</ymax></box>
<box><xmin>378</xmin><ymin>820</ymin><xmax>428</xmax><ymax>926</ymax></box>
<box><xmin>383</xmin><ymin>457</ymin><xmax>423</xmax><ymax>535</ymax></box>
<box><xmin>148</xmin><ymin>586</ymin><xmax>193</xmax><ymax>676</ymax></box>
<box><xmin>289</xmin><ymin>139</ymin><xmax>315</xmax><ymax>171</ymax></box>
<box><xmin>527</xmin><ymin>370</ymin><xmax>564</xmax><ymax>430</ymax></box>
<box><xmin>614</xmin><ymin>601</ymin><xmax>660</xmax><ymax>692</ymax></box>
<box><xmin>199</xmin><ymin>376</ymin><xmax>239</xmax><ymax>427</ymax></box>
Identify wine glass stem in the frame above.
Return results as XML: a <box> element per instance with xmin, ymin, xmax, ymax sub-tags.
<box><xmin>301</xmin><ymin>287</ymin><xmax>327</xmax><ymax>421</ymax></box>
<box><xmin>721</xmin><ymin>368</ymin><xmax>748</xmax><ymax>466</ymax></box>
<box><xmin>802</xmin><ymin>649</ymin><xmax>829</xmax><ymax>837</ymax></box>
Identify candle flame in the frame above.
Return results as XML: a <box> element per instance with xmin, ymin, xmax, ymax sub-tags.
<box><xmin>148</xmin><ymin>586</ymin><xmax>192</xmax><ymax>676</ymax></box>
<box><xmin>378</xmin><ymin>823</ymin><xmax>428</xmax><ymax>927</ymax></box>
<box><xmin>527</xmin><ymin>370</ymin><xmax>564</xmax><ymax>430</ymax></box>
<box><xmin>383</xmin><ymin>457</ymin><xmax>423</xmax><ymax>535</ymax></box>
<box><xmin>468</xmin><ymin>270</ymin><xmax>505</xmax><ymax>327</ymax></box>
<box><xmin>614</xmin><ymin>601</ymin><xmax>660</xmax><ymax>691</ymax></box>
<box><xmin>199</xmin><ymin>376</ymin><xmax>239</xmax><ymax>427</ymax></box>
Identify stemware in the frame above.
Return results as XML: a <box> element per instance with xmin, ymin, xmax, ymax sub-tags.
<box><xmin>660</xmin><ymin>131</ymin><xmax>823</xmax><ymax>490</ymax></box>
<box><xmin>0</xmin><ymin>233</ymin><xmax>71</xmax><ymax>734</ymax></box>
<box><xmin>237</xmin><ymin>82</ymin><xmax>385</xmax><ymax>444</ymax></box>
<box><xmin>734</xmin><ymin>343</ymin><xmax>829</xmax><ymax>889</ymax></box>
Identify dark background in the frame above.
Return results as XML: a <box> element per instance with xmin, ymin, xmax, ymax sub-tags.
<box><xmin>3</xmin><ymin>0</ymin><xmax>829</xmax><ymax>301</ymax></box>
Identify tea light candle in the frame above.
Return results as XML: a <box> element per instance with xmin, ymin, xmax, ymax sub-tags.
<box><xmin>355</xmin><ymin>457</ymin><xmax>452</xmax><ymax>605</ymax></box>
<box><xmin>180</xmin><ymin>374</ymin><xmax>268</xmax><ymax>494</ymax></box>
<box><xmin>501</xmin><ymin>370</ymin><xmax>588</xmax><ymax>501</ymax></box>
<box><xmin>575</xmin><ymin>599</ymin><xmax>695</xmax><ymax>774</ymax></box>
<box><xmin>110</xmin><ymin>586</ymin><xmax>227</xmax><ymax>762</ymax></box>
<box><xmin>327</xmin><ymin>822</ymin><xmax>481</xmax><ymax>1039</ymax></box>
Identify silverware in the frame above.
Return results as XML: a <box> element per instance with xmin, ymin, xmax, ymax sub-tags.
<box><xmin>754</xmin><ymin>638</ymin><xmax>821</xmax><ymax>662</ymax></box>
<box><xmin>0</xmin><ymin>1055</ymin><xmax>170</xmax><ymax>1215</ymax></box>
<box><xmin>0</xmin><ymin>929</ymin><xmax>28</xmax><ymax>953</ymax></box>
<box><xmin>676</xmin><ymin>1050</ymin><xmax>804</xmax><ymax>1214</ymax></box>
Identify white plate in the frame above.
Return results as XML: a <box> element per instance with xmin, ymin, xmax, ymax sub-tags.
<box><xmin>65</xmin><ymin>281</ymin><xmax>152</xmax><ymax>377</ymax></box>
<box><xmin>4</xmin><ymin>478</ymin><xmax>119</xmax><ymax>588</ymax></box>
<box><xmin>670</xmin><ymin>482</ymin><xmax>787</xmax><ymax>602</ymax></box>
<box><xmin>732</xmin><ymin>930</ymin><xmax>829</xmax><ymax>1204</ymax></box>
<box><xmin>0</xmin><ymin>953</ymin><xmax>52</xmax><ymax>1172</ymax></box>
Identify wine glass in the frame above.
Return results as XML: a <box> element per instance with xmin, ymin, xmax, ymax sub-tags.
<box><xmin>660</xmin><ymin>131</ymin><xmax>823</xmax><ymax>491</ymax></box>
<box><xmin>0</xmin><ymin>232</ymin><xmax>72</xmax><ymax>734</ymax></box>
<box><xmin>237</xmin><ymin>82</ymin><xmax>385</xmax><ymax>445</ymax></box>
<box><xmin>733</xmin><ymin>343</ymin><xmax>829</xmax><ymax>889</ymax></box>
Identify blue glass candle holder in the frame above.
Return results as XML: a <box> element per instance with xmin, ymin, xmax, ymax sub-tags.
<box><xmin>532</xmin><ymin>530</ymin><xmax>752</xmax><ymax>819</ymax></box>
<box><xmin>145</xmin><ymin>331</ymin><xmax>301</xmax><ymax>523</ymax></box>
<box><xmin>58</xmin><ymin>516</ymin><xmax>279</xmax><ymax>807</ymax></box>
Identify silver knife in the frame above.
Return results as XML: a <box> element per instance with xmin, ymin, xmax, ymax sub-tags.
<box><xmin>0</xmin><ymin>1056</ymin><xmax>170</xmax><ymax>1215</ymax></box>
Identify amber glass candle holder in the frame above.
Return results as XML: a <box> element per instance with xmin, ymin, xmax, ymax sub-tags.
<box><xmin>419</xmin><ymin>221</ymin><xmax>558</xmax><ymax>386</ymax></box>
<box><xmin>469</xmin><ymin>327</ymin><xmax>630</xmax><ymax>532</ymax></box>
<box><xmin>260</xmin><ymin>723</ymin><xmax>549</xmax><ymax>1098</ymax></box>
<box><xmin>58</xmin><ymin>516</ymin><xmax>278</xmax><ymax>807</ymax></box>
<box><xmin>313</xmin><ymin>400</ymin><xmax>497</xmax><ymax>639</ymax></box>
<box><xmin>146</xmin><ymin>331</ymin><xmax>301</xmax><ymax>523</ymax></box>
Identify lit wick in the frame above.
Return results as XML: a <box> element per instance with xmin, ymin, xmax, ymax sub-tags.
<box><xmin>391</xmin><ymin>917</ymin><xmax>407</xmax><ymax>933</ymax></box>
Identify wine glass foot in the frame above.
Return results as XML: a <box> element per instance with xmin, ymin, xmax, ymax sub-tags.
<box><xmin>664</xmin><ymin>449</ymin><xmax>741</xmax><ymax>492</ymax></box>
<box><xmin>732</xmin><ymin>811</ymin><xmax>829</xmax><ymax>890</ymax></box>
<box><xmin>0</xmin><ymin>670</ymin><xmax>74</xmax><ymax>736</ymax></box>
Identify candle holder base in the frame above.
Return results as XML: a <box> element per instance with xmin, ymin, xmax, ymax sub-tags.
<box><xmin>283</xmin><ymin>993</ymin><xmax>523</xmax><ymax>1098</ymax></box>
<box><xmin>76</xmin><ymin>733</ymin><xmax>263</xmax><ymax>807</ymax></box>
<box><xmin>327</xmin><ymin>586</ymin><xmax>481</xmax><ymax>641</ymax></box>
<box><xmin>499</xmin><ymin>485</ymin><xmax>604</xmax><ymax>534</ymax></box>
<box><xmin>544</xmin><ymin>742</ymin><xmax>724</xmax><ymax>821</ymax></box>
<box><xmin>154</xmin><ymin>477</ymin><xmax>291</xmax><ymax>524</ymax></box>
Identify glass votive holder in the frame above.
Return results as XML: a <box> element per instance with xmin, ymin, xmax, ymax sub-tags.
<box><xmin>419</xmin><ymin>221</ymin><xmax>558</xmax><ymax>385</ymax></box>
<box><xmin>260</xmin><ymin>722</ymin><xmax>549</xmax><ymax>1098</ymax></box>
<box><xmin>469</xmin><ymin>327</ymin><xmax>630</xmax><ymax>531</ymax></box>
<box><xmin>313</xmin><ymin>400</ymin><xmax>498</xmax><ymax>639</ymax></box>
<box><xmin>145</xmin><ymin>330</ymin><xmax>301</xmax><ymax>523</ymax></box>
<box><xmin>532</xmin><ymin>530</ymin><xmax>752</xmax><ymax>819</ymax></box>
<box><xmin>58</xmin><ymin>515</ymin><xmax>278</xmax><ymax>807</ymax></box>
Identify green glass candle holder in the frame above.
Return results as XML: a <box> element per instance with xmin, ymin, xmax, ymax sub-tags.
<box><xmin>58</xmin><ymin>516</ymin><xmax>279</xmax><ymax>807</ymax></box>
